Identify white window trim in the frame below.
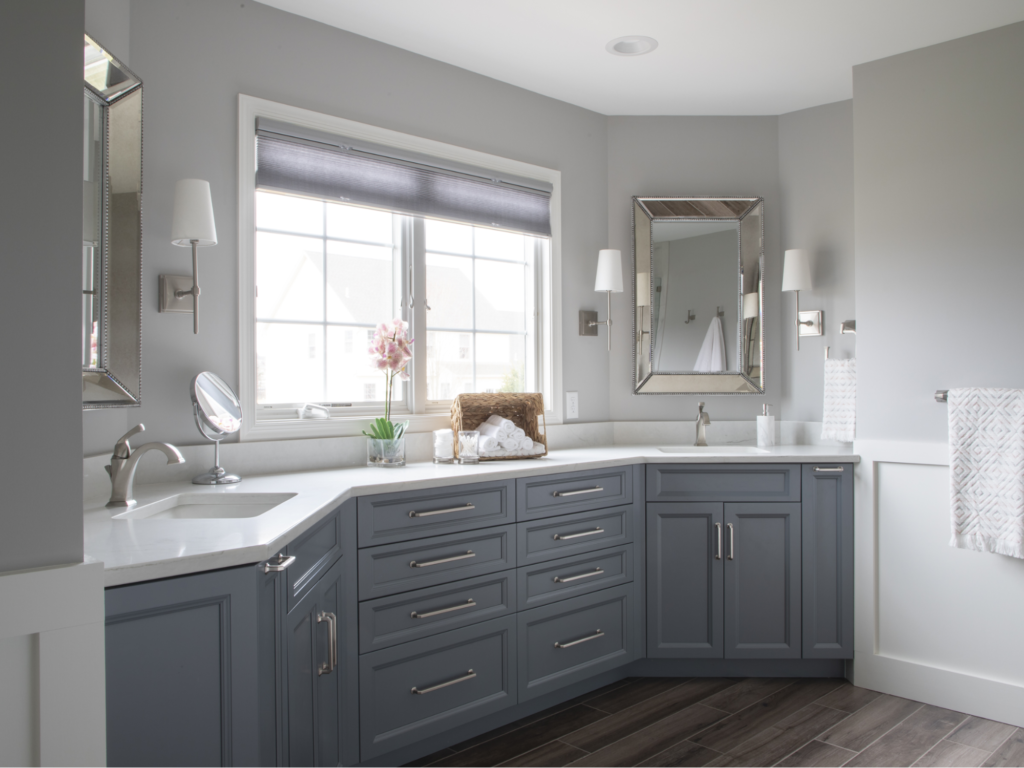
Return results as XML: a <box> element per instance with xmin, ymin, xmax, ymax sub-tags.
<box><xmin>237</xmin><ymin>94</ymin><xmax>563</xmax><ymax>441</ymax></box>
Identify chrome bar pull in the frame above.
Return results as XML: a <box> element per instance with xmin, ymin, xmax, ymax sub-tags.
<box><xmin>554</xmin><ymin>568</ymin><xmax>604</xmax><ymax>584</ymax></box>
<box><xmin>409</xmin><ymin>503</ymin><xmax>475</xmax><ymax>518</ymax></box>
<box><xmin>552</xmin><ymin>487</ymin><xmax>604</xmax><ymax>497</ymax></box>
<box><xmin>412</xmin><ymin>669</ymin><xmax>476</xmax><ymax>695</ymax></box>
<box><xmin>553</xmin><ymin>527</ymin><xmax>604</xmax><ymax>541</ymax></box>
<box><xmin>410</xmin><ymin>551</ymin><xmax>475</xmax><ymax>568</ymax></box>
<box><xmin>727</xmin><ymin>523</ymin><xmax>735</xmax><ymax>560</ymax></box>
<box><xmin>714</xmin><ymin>523</ymin><xmax>722</xmax><ymax>560</ymax></box>
<box><xmin>813</xmin><ymin>466</ymin><xmax>844</xmax><ymax>473</ymax></box>
<box><xmin>935</xmin><ymin>390</ymin><xmax>949</xmax><ymax>403</ymax></box>
<box><xmin>317</xmin><ymin>611</ymin><xmax>337</xmax><ymax>675</ymax></box>
<box><xmin>554</xmin><ymin>629</ymin><xmax>605</xmax><ymax>649</ymax></box>
<box><xmin>264</xmin><ymin>554</ymin><xmax>296</xmax><ymax>574</ymax></box>
<box><xmin>411</xmin><ymin>599</ymin><xmax>476</xmax><ymax>619</ymax></box>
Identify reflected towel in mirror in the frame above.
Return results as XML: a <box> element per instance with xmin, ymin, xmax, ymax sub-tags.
<box><xmin>694</xmin><ymin>316</ymin><xmax>727</xmax><ymax>372</ymax></box>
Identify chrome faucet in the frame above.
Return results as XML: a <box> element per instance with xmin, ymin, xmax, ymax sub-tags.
<box><xmin>695</xmin><ymin>402</ymin><xmax>711</xmax><ymax>446</ymax></box>
<box><xmin>106</xmin><ymin>424</ymin><xmax>185</xmax><ymax>507</ymax></box>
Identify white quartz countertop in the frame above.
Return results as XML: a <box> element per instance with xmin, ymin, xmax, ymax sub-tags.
<box><xmin>85</xmin><ymin>444</ymin><xmax>857</xmax><ymax>587</ymax></box>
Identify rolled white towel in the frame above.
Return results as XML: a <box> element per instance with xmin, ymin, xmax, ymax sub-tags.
<box><xmin>513</xmin><ymin>435</ymin><xmax>532</xmax><ymax>451</ymax></box>
<box><xmin>477</xmin><ymin>422</ymin><xmax>503</xmax><ymax>439</ymax></box>
<box><xmin>530</xmin><ymin>441</ymin><xmax>546</xmax><ymax>455</ymax></box>
<box><xmin>479</xmin><ymin>435</ymin><xmax>500</xmax><ymax>453</ymax></box>
<box><xmin>485</xmin><ymin>415</ymin><xmax>515</xmax><ymax>438</ymax></box>
<box><xmin>480</xmin><ymin>446</ymin><xmax>506</xmax><ymax>457</ymax></box>
<box><xmin>510</xmin><ymin>426</ymin><xmax>526</xmax><ymax>439</ymax></box>
<box><xmin>498</xmin><ymin>438</ymin><xmax>520</xmax><ymax>452</ymax></box>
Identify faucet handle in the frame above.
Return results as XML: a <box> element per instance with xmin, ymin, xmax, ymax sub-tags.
<box><xmin>113</xmin><ymin>424</ymin><xmax>145</xmax><ymax>459</ymax></box>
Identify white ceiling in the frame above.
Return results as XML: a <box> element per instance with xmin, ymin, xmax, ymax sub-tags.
<box><xmin>256</xmin><ymin>0</ymin><xmax>1024</xmax><ymax>115</ymax></box>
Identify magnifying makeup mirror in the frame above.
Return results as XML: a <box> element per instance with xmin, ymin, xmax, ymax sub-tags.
<box><xmin>190</xmin><ymin>371</ymin><xmax>242</xmax><ymax>485</ymax></box>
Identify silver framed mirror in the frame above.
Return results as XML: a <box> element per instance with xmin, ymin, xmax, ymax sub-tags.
<box><xmin>633</xmin><ymin>197</ymin><xmax>764</xmax><ymax>395</ymax></box>
<box><xmin>190</xmin><ymin>372</ymin><xmax>243</xmax><ymax>485</ymax></box>
<box><xmin>82</xmin><ymin>34</ymin><xmax>144</xmax><ymax>408</ymax></box>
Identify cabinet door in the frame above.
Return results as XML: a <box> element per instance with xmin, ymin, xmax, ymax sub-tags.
<box><xmin>646</xmin><ymin>502</ymin><xmax>723</xmax><ymax>658</ymax></box>
<box><xmin>724</xmin><ymin>503</ymin><xmax>801</xmax><ymax>659</ymax></box>
<box><xmin>802</xmin><ymin>464</ymin><xmax>854</xmax><ymax>659</ymax></box>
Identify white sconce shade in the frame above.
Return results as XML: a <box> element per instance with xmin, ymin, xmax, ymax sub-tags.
<box><xmin>781</xmin><ymin>249</ymin><xmax>811</xmax><ymax>292</ymax></box>
<box><xmin>636</xmin><ymin>272</ymin><xmax>651</xmax><ymax>307</ymax></box>
<box><xmin>594</xmin><ymin>249</ymin><xmax>623</xmax><ymax>293</ymax></box>
<box><xmin>171</xmin><ymin>179</ymin><xmax>218</xmax><ymax>246</ymax></box>
<box><xmin>743</xmin><ymin>291</ymin><xmax>759</xmax><ymax>319</ymax></box>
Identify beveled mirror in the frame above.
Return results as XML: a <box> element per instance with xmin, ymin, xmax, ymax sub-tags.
<box><xmin>82</xmin><ymin>34</ymin><xmax>144</xmax><ymax>408</ymax></box>
<box><xmin>633</xmin><ymin>197</ymin><xmax>764</xmax><ymax>395</ymax></box>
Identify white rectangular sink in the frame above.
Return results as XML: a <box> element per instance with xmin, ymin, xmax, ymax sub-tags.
<box><xmin>657</xmin><ymin>445</ymin><xmax>770</xmax><ymax>455</ymax></box>
<box><xmin>114</xmin><ymin>492</ymin><xmax>297</xmax><ymax>520</ymax></box>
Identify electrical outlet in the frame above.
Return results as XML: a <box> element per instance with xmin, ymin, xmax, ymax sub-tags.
<box><xmin>566</xmin><ymin>391</ymin><xmax>579</xmax><ymax>420</ymax></box>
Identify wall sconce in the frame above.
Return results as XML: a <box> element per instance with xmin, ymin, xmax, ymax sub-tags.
<box><xmin>159</xmin><ymin>179</ymin><xmax>218</xmax><ymax>334</ymax></box>
<box><xmin>636</xmin><ymin>271</ymin><xmax>650</xmax><ymax>346</ymax></box>
<box><xmin>781</xmin><ymin>249</ymin><xmax>821</xmax><ymax>350</ymax></box>
<box><xmin>579</xmin><ymin>249</ymin><xmax>623</xmax><ymax>351</ymax></box>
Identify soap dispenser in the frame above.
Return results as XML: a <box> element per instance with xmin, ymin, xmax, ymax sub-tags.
<box><xmin>757</xmin><ymin>404</ymin><xmax>775</xmax><ymax>448</ymax></box>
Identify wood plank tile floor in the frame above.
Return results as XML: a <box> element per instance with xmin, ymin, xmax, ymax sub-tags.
<box><xmin>407</xmin><ymin>678</ymin><xmax>1024</xmax><ymax>768</ymax></box>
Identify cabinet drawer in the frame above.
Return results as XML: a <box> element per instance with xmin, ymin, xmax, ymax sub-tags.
<box><xmin>284</xmin><ymin>505</ymin><xmax>344</xmax><ymax>613</ymax></box>
<box><xmin>517</xmin><ymin>506</ymin><xmax>632</xmax><ymax>566</ymax></box>
<box><xmin>359</xmin><ymin>615</ymin><xmax>516</xmax><ymax>760</ymax></box>
<box><xmin>358</xmin><ymin>525</ymin><xmax>515</xmax><ymax>600</ymax></box>
<box><xmin>358</xmin><ymin>480</ymin><xmax>515</xmax><ymax>547</ymax></box>
<box><xmin>517</xmin><ymin>545</ymin><xmax>632</xmax><ymax>611</ymax></box>
<box><xmin>517</xmin><ymin>467</ymin><xmax>633</xmax><ymax>520</ymax></box>
<box><xmin>517</xmin><ymin>585</ymin><xmax>632</xmax><ymax>702</ymax></box>
<box><xmin>647</xmin><ymin>464</ymin><xmax>801</xmax><ymax>503</ymax></box>
<box><xmin>359</xmin><ymin>571</ymin><xmax>516</xmax><ymax>653</ymax></box>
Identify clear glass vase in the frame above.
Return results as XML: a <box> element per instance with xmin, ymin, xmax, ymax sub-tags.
<box><xmin>367</xmin><ymin>437</ymin><xmax>406</xmax><ymax>467</ymax></box>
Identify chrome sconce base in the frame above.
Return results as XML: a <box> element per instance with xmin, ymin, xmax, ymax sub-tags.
<box><xmin>798</xmin><ymin>310</ymin><xmax>823</xmax><ymax>337</ymax></box>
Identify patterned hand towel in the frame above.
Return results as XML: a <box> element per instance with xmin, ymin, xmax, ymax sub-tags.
<box><xmin>949</xmin><ymin>388</ymin><xmax>1024</xmax><ymax>559</ymax></box>
<box><xmin>821</xmin><ymin>358</ymin><xmax>856</xmax><ymax>442</ymax></box>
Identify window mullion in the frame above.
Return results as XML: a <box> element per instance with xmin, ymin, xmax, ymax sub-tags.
<box><xmin>410</xmin><ymin>216</ymin><xmax>427</xmax><ymax>413</ymax></box>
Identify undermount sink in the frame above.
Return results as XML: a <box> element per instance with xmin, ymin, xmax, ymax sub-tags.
<box><xmin>114</xmin><ymin>492</ymin><xmax>297</xmax><ymax>520</ymax></box>
<box><xmin>657</xmin><ymin>445</ymin><xmax>770</xmax><ymax>455</ymax></box>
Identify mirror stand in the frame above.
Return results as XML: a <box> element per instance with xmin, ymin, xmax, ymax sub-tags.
<box><xmin>191</xmin><ymin>404</ymin><xmax>241</xmax><ymax>485</ymax></box>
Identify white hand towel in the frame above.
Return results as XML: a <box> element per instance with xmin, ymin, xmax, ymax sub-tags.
<box><xmin>480</xmin><ymin>446</ymin><xmax>506</xmax><ymax>457</ymax></box>
<box><xmin>477</xmin><ymin>422</ymin><xmax>503</xmax><ymax>439</ymax></box>
<box><xmin>693</xmin><ymin>316</ymin><xmax>727</xmax><ymax>372</ymax></box>
<box><xmin>478</xmin><ymin>435</ymin><xmax>500</xmax><ymax>453</ymax></box>
<box><xmin>485</xmin><ymin>415</ymin><xmax>515</xmax><ymax>438</ymax></box>
<box><xmin>530</xmin><ymin>441</ymin><xmax>546</xmax><ymax>455</ymax></box>
<box><xmin>949</xmin><ymin>388</ymin><xmax>1024</xmax><ymax>559</ymax></box>
<box><xmin>821</xmin><ymin>359</ymin><xmax>856</xmax><ymax>442</ymax></box>
<box><xmin>498</xmin><ymin>438</ymin><xmax>519</xmax><ymax>452</ymax></box>
<box><xmin>510</xmin><ymin>426</ymin><xmax>526</xmax><ymax>439</ymax></box>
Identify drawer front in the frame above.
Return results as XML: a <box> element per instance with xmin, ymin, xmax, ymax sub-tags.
<box><xmin>517</xmin><ymin>545</ymin><xmax>632</xmax><ymax>611</ymax></box>
<box><xmin>647</xmin><ymin>464</ymin><xmax>801</xmax><ymax>503</ymax></box>
<box><xmin>517</xmin><ymin>585</ymin><xmax>632</xmax><ymax>702</ymax></box>
<box><xmin>517</xmin><ymin>467</ymin><xmax>633</xmax><ymax>520</ymax></box>
<box><xmin>284</xmin><ymin>503</ymin><xmax>345</xmax><ymax>613</ymax></box>
<box><xmin>517</xmin><ymin>506</ymin><xmax>632</xmax><ymax>566</ymax></box>
<box><xmin>359</xmin><ymin>571</ymin><xmax>516</xmax><ymax>653</ymax></box>
<box><xmin>358</xmin><ymin>525</ymin><xmax>515</xmax><ymax>601</ymax></box>
<box><xmin>359</xmin><ymin>615</ymin><xmax>516</xmax><ymax>760</ymax></box>
<box><xmin>358</xmin><ymin>480</ymin><xmax>515</xmax><ymax>547</ymax></box>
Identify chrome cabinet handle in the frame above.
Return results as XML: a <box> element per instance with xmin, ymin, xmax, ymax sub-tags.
<box><xmin>814</xmin><ymin>466</ymin><xmax>844</xmax><ymax>473</ymax></box>
<box><xmin>317</xmin><ymin>611</ymin><xmax>337</xmax><ymax>676</ymax></box>
<box><xmin>554</xmin><ymin>567</ymin><xmax>604</xmax><ymax>584</ymax></box>
<box><xmin>727</xmin><ymin>523</ymin><xmax>735</xmax><ymax>560</ymax></box>
<box><xmin>410</xmin><ymin>550</ymin><xmax>475</xmax><ymax>568</ymax></box>
<box><xmin>554</xmin><ymin>630</ymin><xmax>604</xmax><ymax>649</ymax></box>
<box><xmin>409</xmin><ymin>503</ymin><xmax>475</xmax><ymax>518</ymax></box>
<box><xmin>552</xmin><ymin>487</ymin><xmax>604</xmax><ymax>497</ymax></box>
<box><xmin>411</xmin><ymin>599</ymin><xmax>476</xmax><ymax>619</ymax></box>
<box><xmin>412</xmin><ymin>669</ymin><xmax>476</xmax><ymax>694</ymax></box>
<box><xmin>553</xmin><ymin>527</ymin><xmax>604</xmax><ymax>541</ymax></box>
<box><xmin>714</xmin><ymin>523</ymin><xmax>722</xmax><ymax>561</ymax></box>
<box><xmin>264</xmin><ymin>554</ymin><xmax>296</xmax><ymax>574</ymax></box>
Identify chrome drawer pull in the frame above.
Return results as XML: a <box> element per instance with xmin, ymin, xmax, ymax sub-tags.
<box><xmin>410</xmin><ymin>550</ymin><xmax>475</xmax><ymax>568</ymax></box>
<box><xmin>409</xmin><ymin>503</ymin><xmax>475</xmax><ymax>518</ymax></box>
<box><xmin>554</xmin><ymin>568</ymin><xmax>604</xmax><ymax>584</ymax></box>
<box><xmin>411</xmin><ymin>599</ymin><xmax>476</xmax><ymax>619</ymax></box>
<box><xmin>316</xmin><ymin>611</ymin><xmax>337</xmax><ymax>676</ymax></box>
<box><xmin>727</xmin><ymin>523</ymin><xmax>735</xmax><ymax>560</ymax></box>
<box><xmin>553</xmin><ymin>527</ymin><xmax>604</xmax><ymax>541</ymax></box>
<box><xmin>814</xmin><ymin>466</ymin><xmax>844</xmax><ymax>473</ymax></box>
<box><xmin>552</xmin><ymin>487</ymin><xmax>604</xmax><ymax>497</ymax></box>
<box><xmin>411</xmin><ymin>669</ymin><xmax>476</xmax><ymax>695</ymax></box>
<box><xmin>264</xmin><ymin>554</ymin><xmax>296</xmax><ymax>574</ymax></box>
<box><xmin>714</xmin><ymin>523</ymin><xmax>722</xmax><ymax>561</ymax></box>
<box><xmin>554</xmin><ymin>629</ymin><xmax>604</xmax><ymax>649</ymax></box>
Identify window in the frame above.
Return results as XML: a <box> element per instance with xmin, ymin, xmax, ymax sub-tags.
<box><xmin>238</xmin><ymin>96</ymin><xmax>562</xmax><ymax>439</ymax></box>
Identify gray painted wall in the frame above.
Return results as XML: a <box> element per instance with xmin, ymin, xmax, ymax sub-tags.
<box><xmin>0</xmin><ymin>1</ymin><xmax>84</xmax><ymax>572</ymax></box>
<box><xmin>85</xmin><ymin>0</ymin><xmax>129</xmax><ymax>63</ymax></box>
<box><xmin>778</xmin><ymin>100</ymin><xmax>856</xmax><ymax>423</ymax></box>
<box><xmin>605</xmin><ymin>116</ymin><xmax>782</xmax><ymax>422</ymax></box>
<box><xmin>83</xmin><ymin>0</ymin><xmax>610</xmax><ymax>455</ymax></box>
<box><xmin>854</xmin><ymin>22</ymin><xmax>1024</xmax><ymax>441</ymax></box>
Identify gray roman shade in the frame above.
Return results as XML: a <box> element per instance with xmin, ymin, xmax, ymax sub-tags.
<box><xmin>255</xmin><ymin>118</ymin><xmax>552</xmax><ymax>237</ymax></box>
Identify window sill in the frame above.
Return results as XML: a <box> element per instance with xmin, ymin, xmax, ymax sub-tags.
<box><xmin>240</xmin><ymin>412</ymin><xmax>453</xmax><ymax>442</ymax></box>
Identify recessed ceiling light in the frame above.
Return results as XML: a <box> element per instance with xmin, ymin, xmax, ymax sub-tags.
<box><xmin>606</xmin><ymin>36</ymin><xmax>658</xmax><ymax>56</ymax></box>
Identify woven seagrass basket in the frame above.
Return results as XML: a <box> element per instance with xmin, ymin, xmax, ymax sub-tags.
<box><xmin>450</xmin><ymin>392</ymin><xmax>548</xmax><ymax>461</ymax></box>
